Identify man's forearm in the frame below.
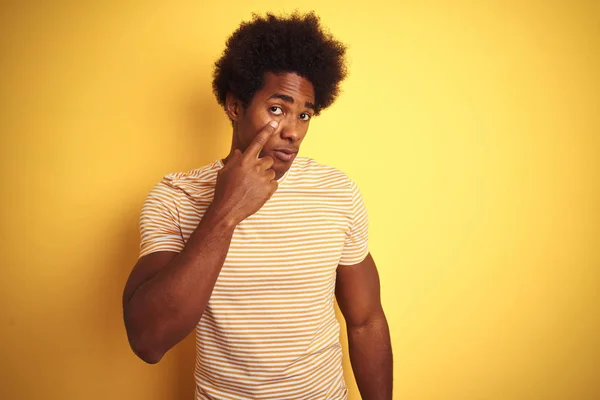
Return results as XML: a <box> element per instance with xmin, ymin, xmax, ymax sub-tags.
<box><xmin>124</xmin><ymin>204</ymin><xmax>237</xmax><ymax>363</ymax></box>
<box><xmin>348</xmin><ymin>315</ymin><xmax>393</xmax><ymax>400</ymax></box>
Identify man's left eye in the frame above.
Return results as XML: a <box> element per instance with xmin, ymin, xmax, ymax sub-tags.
<box><xmin>300</xmin><ymin>113</ymin><xmax>311</xmax><ymax>121</ymax></box>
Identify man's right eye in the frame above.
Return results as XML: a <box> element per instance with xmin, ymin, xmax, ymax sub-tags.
<box><xmin>270</xmin><ymin>106</ymin><xmax>283</xmax><ymax>115</ymax></box>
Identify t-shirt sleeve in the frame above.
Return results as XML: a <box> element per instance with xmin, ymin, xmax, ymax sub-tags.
<box><xmin>138</xmin><ymin>179</ymin><xmax>185</xmax><ymax>259</ymax></box>
<box><xmin>339</xmin><ymin>180</ymin><xmax>370</xmax><ymax>266</ymax></box>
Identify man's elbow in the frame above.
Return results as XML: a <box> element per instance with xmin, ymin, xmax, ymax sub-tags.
<box><xmin>133</xmin><ymin>345</ymin><xmax>164</xmax><ymax>365</ymax></box>
<box><xmin>347</xmin><ymin>310</ymin><xmax>389</xmax><ymax>334</ymax></box>
<box><xmin>128</xmin><ymin>335</ymin><xmax>165</xmax><ymax>364</ymax></box>
<box><xmin>124</xmin><ymin>315</ymin><xmax>166</xmax><ymax>364</ymax></box>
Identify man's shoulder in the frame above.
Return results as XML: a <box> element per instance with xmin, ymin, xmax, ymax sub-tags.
<box><xmin>148</xmin><ymin>159</ymin><xmax>222</xmax><ymax>200</ymax></box>
<box><xmin>290</xmin><ymin>157</ymin><xmax>353</xmax><ymax>189</ymax></box>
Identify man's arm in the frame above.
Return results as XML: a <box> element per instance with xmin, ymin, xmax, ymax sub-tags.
<box><xmin>336</xmin><ymin>252</ymin><xmax>393</xmax><ymax>400</ymax></box>
<box><xmin>122</xmin><ymin>205</ymin><xmax>237</xmax><ymax>364</ymax></box>
<box><xmin>122</xmin><ymin>121</ymin><xmax>280</xmax><ymax>364</ymax></box>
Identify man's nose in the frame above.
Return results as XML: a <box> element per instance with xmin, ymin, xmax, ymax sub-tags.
<box><xmin>279</xmin><ymin>118</ymin><xmax>303</xmax><ymax>142</ymax></box>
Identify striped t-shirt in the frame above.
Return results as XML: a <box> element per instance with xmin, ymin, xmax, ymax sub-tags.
<box><xmin>138</xmin><ymin>156</ymin><xmax>369</xmax><ymax>400</ymax></box>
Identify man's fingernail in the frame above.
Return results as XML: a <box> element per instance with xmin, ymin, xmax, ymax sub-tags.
<box><xmin>269</xmin><ymin>121</ymin><xmax>278</xmax><ymax>128</ymax></box>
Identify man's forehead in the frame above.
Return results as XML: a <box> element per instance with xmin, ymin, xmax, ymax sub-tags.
<box><xmin>262</xmin><ymin>72</ymin><xmax>315</xmax><ymax>100</ymax></box>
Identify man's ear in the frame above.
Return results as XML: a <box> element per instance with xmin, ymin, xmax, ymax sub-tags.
<box><xmin>225</xmin><ymin>93</ymin><xmax>243</xmax><ymax>122</ymax></box>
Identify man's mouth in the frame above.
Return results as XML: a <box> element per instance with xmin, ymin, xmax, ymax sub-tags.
<box><xmin>273</xmin><ymin>148</ymin><xmax>297</xmax><ymax>162</ymax></box>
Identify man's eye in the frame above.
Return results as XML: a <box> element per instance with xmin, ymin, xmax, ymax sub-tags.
<box><xmin>270</xmin><ymin>106</ymin><xmax>283</xmax><ymax>115</ymax></box>
<box><xmin>300</xmin><ymin>113</ymin><xmax>311</xmax><ymax>121</ymax></box>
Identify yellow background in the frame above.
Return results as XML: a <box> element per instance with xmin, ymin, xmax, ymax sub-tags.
<box><xmin>1</xmin><ymin>1</ymin><xmax>598</xmax><ymax>399</ymax></box>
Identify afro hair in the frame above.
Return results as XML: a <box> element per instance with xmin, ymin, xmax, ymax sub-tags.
<box><xmin>212</xmin><ymin>11</ymin><xmax>347</xmax><ymax>116</ymax></box>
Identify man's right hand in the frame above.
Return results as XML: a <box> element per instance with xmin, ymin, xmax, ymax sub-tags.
<box><xmin>211</xmin><ymin>120</ymin><xmax>280</xmax><ymax>225</ymax></box>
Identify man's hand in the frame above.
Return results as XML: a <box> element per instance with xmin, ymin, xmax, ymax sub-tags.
<box><xmin>212</xmin><ymin>120</ymin><xmax>280</xmax><ymax>224</ymax></box>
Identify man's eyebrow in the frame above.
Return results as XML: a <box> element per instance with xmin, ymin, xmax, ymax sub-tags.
<box><xmin>269</xmin><ymin>93</ymin><xmax>315</xmax><ymax>110</ymax></box>
<box><xmin>269</xmin><ymin>93</ymin><xmax>294</xmax><ymax>103</ymax></box>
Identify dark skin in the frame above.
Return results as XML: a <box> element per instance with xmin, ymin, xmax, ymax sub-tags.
<box><xmin>222</xmin><ymin>71</ymin><xmax>315</xmax><ymax>180</ymax></box>
<box><xmin>337</xmin><ymin>253</ymin><xmax>393</xmax><ymax>400</ymax></box>
<box><xmin>122</xmin><ymin>71</ymin><xmax>392</xmax><ymax>399</ymax></box>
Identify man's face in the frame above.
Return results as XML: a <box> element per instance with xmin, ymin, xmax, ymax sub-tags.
<box><xmin>228</xmin><ymin>71</ymin><xmax>315</xmax><ymax>180</ymax></box>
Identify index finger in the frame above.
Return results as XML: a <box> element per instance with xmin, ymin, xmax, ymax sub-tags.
<box><xmin>244</xmin><ymin>120</ymin><xmax>279</xmax><ymax>158</ymax></box>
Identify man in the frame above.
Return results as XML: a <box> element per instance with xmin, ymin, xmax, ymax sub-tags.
<box><xmin>122</xmin><ymin>11</ymin><xmax>392</xmax><ymax>400</ymax></box>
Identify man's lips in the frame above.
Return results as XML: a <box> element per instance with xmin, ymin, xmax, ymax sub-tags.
<box><xmin>274</xmin><ymin>148</ymin><xmax>298</xmax><ymax>154</ymax></box>
<box><xmin>273</xmin><ymin>148</ymin><xmax>297</xmax><ymax>161</ymax></box>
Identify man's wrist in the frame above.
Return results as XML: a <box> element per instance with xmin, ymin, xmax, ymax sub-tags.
<box><xmin>203</xmin><ymin>202</ymin><xmax>240</xmax><ymax>231</ymax></box>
